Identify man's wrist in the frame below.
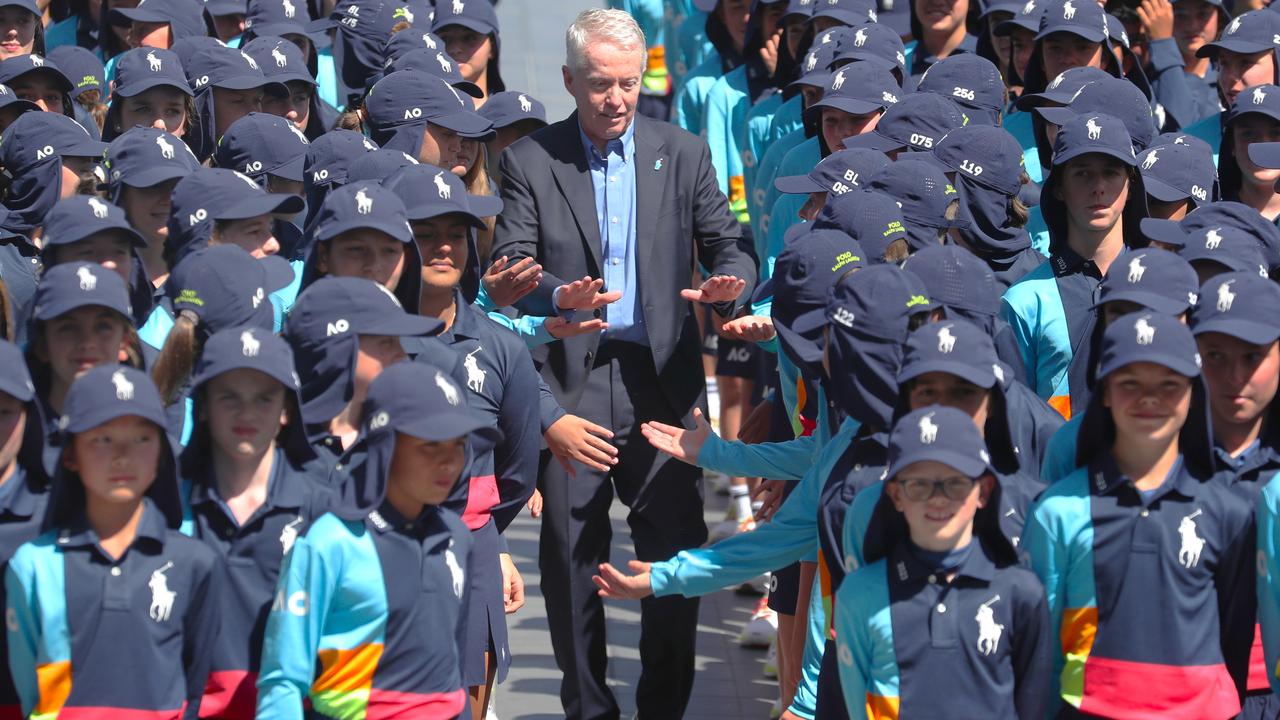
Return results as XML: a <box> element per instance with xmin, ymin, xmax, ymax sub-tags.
<box><xmin>551</xmin><ymin>285</ymin><xmax>579</xmax><ymax>321</ymax></box>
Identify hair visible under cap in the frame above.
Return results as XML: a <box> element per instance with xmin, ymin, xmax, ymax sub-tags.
<box><xmin>565</xmin><ymin>8</ymin><xmax>646</xmax><ymax>75</ymax></box>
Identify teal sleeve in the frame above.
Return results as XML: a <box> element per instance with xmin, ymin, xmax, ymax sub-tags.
<box><xmin>696</xmin><ymin>431</ymin><xmax>814</xmax><ymax>481</ymax></box>
<box><xmin>1000</xmin><ymin>293</ymin><xmax>1040</xmax><ymax>402</ymax></box>
<box><xmin>835</xmin><ymin>579</ymin><xmax>872</xmax><ymax>720</ymax></box>
<box><xmin>256</xmin><ymin>533</ymin><xmax>334</xmax><ymax>720</ymax></box>
<box><xmin>841</xmin><ymin>482</ymin><xmax>883</xmax><ymax>575</ymax></box>
<box><xmin>4</xmin><ymin>565</ymin><xmax>37</xmax><ymax>716</ymax></box>
<box><xmin>1259</xmin><ymin>477</ymin><xmax>1280</xmax><ymax>692</ymax></box>
<box><xmin>787</xmin><ymin>575</ymin><xmax>824</xmax><ymax>719</ymax></box>
<box><xmin>1040</xmin><ymin>416</ymin><xmax>1082</xmax><ymax>484</ymax></box>
<box><xmin>483</xmin><ymin>309</ymin><xmax>554</xmax><ymax>348</ymax></box>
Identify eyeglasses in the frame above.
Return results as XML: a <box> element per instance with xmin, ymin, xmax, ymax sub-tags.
<box><xmin>894</xmin><ymin>475</ymin><xmax>977</xmax><ymax>502</ymax></box>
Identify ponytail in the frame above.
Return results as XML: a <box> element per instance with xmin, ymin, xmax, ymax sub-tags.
<box><xmin>336</xmin><ymin>104</ymin><xmax>367</xmax><ymax>134</ymax></box>
<box><xmin>152</xmin><ymin>309</ymin><xmax>199</xmax><ymax>405</ymax></box>
<box><xmin>1006</xmin><ymin>171</ymin><xmax>1031</xmax><ymax>228</ymax></box>
<box><xmin>0</xmin><ymin>278</ymin><xmax>11</xmax><ymax>342</ymax></box>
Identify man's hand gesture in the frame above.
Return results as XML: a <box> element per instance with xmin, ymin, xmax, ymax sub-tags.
<box><xmin>681</xmin><ymin>275</ymin><xmax>746</xmax><ymax>305</ymax></box>
<box><xmin>556</xmin><ymin>277</ymin><xmax>622</xmax><ymax>312</ymax></box>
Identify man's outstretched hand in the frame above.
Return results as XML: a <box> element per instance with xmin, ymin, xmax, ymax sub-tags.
<box><xmin>557</xmin><ymin>277</ymin><xmax>623</xmax><ymax>312</ymax></box>
<box><xmin>593</xmin><ymin>560</ymin><xmax>654</xmax><ymax>600</ymax></box>
<box><xmin>681</xmin><ymin>275</ymin><xmax>746</xmax><ymax>305</ymax></box>
<box><xmin>640</xmin><ymin>407</ymin><xmax>714</xmax><ymax>465</ymax></box>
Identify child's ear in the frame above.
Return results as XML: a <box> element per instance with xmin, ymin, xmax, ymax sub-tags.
<box><xmin>884</xmin><ymin>481</ymin><xmax>906</xmax><ymax>512</ymax></box>
<box><xmin>62</xmin><ymin>444</ymin><xmax>79</xmax><ymax>474</ymax></box>
<box><xmin>976</xmin><ymin>475</ymin><xmax>996</xmax><ymax>509</ymax></box>
<box><xmin>315</xmin><ymin>242</ymin><xmax>329</xmax><ymax>274</ymax></box>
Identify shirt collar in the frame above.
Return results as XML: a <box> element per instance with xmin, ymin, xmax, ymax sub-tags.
<box><xmin>578</xmin><ymin>116</ymin><xmax>636</xmax><ymax>165</ymax></box>
<box><xmin>57</xmin><ymin>497</ymin><xmax>169</xmax><ymax>550</ymax></box>
<box><xmin>187</xmin><ymin>447</ymin><xmax>308</xmax><ymax>512</ymax></box>
<box><xmin>0</xmin><ymin>467</ymin><xmax>41</xmax><ymax>519</ymax></box>
<box><xmin>888</xmin><ymin>536</ymin><xmax>997</xmax><ymax>585</ymax></box>
<box><xmin>368</xmin><ymin>500</ymin><xmax>432</xmax><ymax>537</ymax></box>
<box><xmin>444</xmin><ymin>285</ymin><xmax>482</xmax><ymax>341</ymax></box>
<box><xmin>1088</xmin><ymin>452</ymin><xmax>1198</xmax><ymax>501</ymax></box>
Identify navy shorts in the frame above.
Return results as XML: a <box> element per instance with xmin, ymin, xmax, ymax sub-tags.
<box><xmin>715</xmin><ymin>338</ymin><xmax>759</xmax><ymax>379</ymax></box>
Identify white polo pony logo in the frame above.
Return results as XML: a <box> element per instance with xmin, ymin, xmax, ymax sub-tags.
<box><xmin>1178</xmin><ymin>510</ymin><xmax>1205</xmax><ymax>568</ymax></box>
<box><xmin>445</xmin><ymin>544</ymin><xmax>465</xmax><ymax>598</ymax></box>
<box><xmin>518</xmin><ymin>94</ymin><xmax>532</xmax><ymax>112</ymax></box>
<box><xmin>1062</xmin><ymin>0</ymin><xmax>1076</xmax><ymax>19</ymax></box>
<box><xmin>434</xmin><ymin>171</ymin><xmax>451</xmax><ymax>198</ymax></box>
<box><xmin>1256</xmin><ymin>87</ymin><xmax>1269</xmax><ymax>105</ymax></box>
<box><xmin>1141</xmin><ymin>149</ymin><xmax>1159</xmax><ymax>170</ymax></box>
<box><xmin>146</xmin><ymin>50</ymin><xmax>162</xmax><ymax>71</ymax></box>
<box><xmin>279</xmin><ymin>517</ymin><xmax>304</xmax><ymax>554</ymax></box>
<box><xmin>976</xmin><ymin>596</ymin><xmax>1004</xmax><ymax>655</ymax></box>
<box><xmin>1217</xmin><ymin>280</ymin><xmax>1237</xmax><ymax>312</ymax></box>
<box><xmin>149</xmin><ymin>562</ymin><xmax>176</xmax><ymax>622</ymax></box>
<box><xmin>1134</xmin><ymin>316</ymin><xmax>1156</xmax><ymax>345</ymax></box>
<box><xmin>919</xmin><ymin>412</ymin><xmax>938</xmax><ymax>444</ymax></box>
<box><xmin>451</xmin><ymin>0</ymin><xmax>463</xmax><ymax>14</ymax></box>
<box><xmin>436</xmin><ymin>52</ymin><xmax>451</xmax><ymax>72</ymax></box>
<box><xmin>240</xmin><ymin>330</ymin><xmax>261</xmax><ymax>356</ymax></box>
<box><xmin>1204</xmin><ymin>229</ymin><xmax>1223</xmax><ymax>249</ymax></box>
<box><xmin>111</xmin><ymin>369</ymin><xmax>134</xmax><ymax>400</ymax></box>
<box><xmin>282</xmin><ymin>0</ymin><xmax>295</xmax><ymax>17</ymax></box>
<box><xmin>464</xmin><ymin>347</ymin><xmax>486</xmax><ymax>393</ymax></box>
<box><xmin>1127</xmin><ymin>255</ymin><xmax>1146</xmax><ymax>283</ymax></box>
<box><xmin>272</xmin><ymin>45</ymin><xmax>288</xmax><ymax>67</ymax></box>
<box><xmin>435</xmin><ymin>371</ymin><xmax>460</xmax><ymax>406</ymax></box>
<box><xmin>77</xmin><ymin>265</ymin><xmax>97</xmax><ymax>290</ymax></box>
<box><xmin>355</xmin><ymin>188</ymin><xmax>373</xmax><ymax>214</ymax></box>
<box><xmin>937</xmin><ymin>325</ymin><xmax>956</xmax><ymax>353</ymax></box>
<box><xmin>853</xmin><ymin>27</ymin><xmax>867</xmax><ymax>46</ymax></box>
<box><xmin>1086</xmin><ymin>117</ymin><xmax>1102</xmax><ymax>140</ymax></box>
<box><xmin>156</xmin><ymin>134</ymin><xmax>175</xmax><ymax>158</ymax></box>
<box><xmin>831</xmin><ymin>68</ymin><xmax>846</xmax><ymax>91</ymax></box>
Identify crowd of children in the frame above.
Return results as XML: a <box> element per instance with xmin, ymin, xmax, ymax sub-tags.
<box><xmin>1</xmin><ymin>0</ymin><xmax>1280</xmax><ymax>717</ymax></box>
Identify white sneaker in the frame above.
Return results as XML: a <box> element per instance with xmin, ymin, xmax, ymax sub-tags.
<box><xmin>737</xmin><ymin>597</ymin><xmax>778</xmax><ymax>648</ymax></box>
<box><xmin>762</xmin><ymin>639</ymin><xmax>778</xmax><ymax>679</ymax></box>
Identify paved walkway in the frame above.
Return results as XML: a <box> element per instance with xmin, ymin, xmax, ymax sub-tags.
<box><xmin>494</xmin><ymin>499</ymin><xmax>779</xmax><ymax>720</ymax></box>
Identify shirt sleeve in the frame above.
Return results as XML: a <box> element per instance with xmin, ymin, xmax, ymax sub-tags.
<box><xmin>4</xmin><ymin>563</ymin><xmax>38</xmax><ymax>717</ymax></box>
<box><xmin>490</xmin><ymin>337</ymin><xmax>542</xmax><ymax>534</ymax></box>
<box><xmin>696</xmin><ymin>432</ymin><xmax>815</xmax><ymax>481</ymax></box>
<box><xmin>182</xmin><ymin>555</ymin><xmax>223</xmax><ymax>720</ymax></box>
<box><xmin>483</xmin><ymin>308</ymin><xmax>556</xmax><ymax>349</ymax></box>
<box><xmin>256</xmin><ymin>534</ymin><xmax>335</xmax><ymax>720</ymax></box>
<box><xmin>835</xmin><ymin>579</ymin><xmax>873</xmax><ymax>720</ymax></box>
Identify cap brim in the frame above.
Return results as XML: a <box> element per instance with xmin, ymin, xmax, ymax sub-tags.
<box><xmin>1142</xmin><ymin>175</ymin><xmax>1190</xmax><ymax>203</ymax></box>
<box><xmin>114</xmin><ymin>164</ymin><xmax>189</xmax><ymax>189</ymax></box>
<box><xmin>1249</xmin><ymin>141</ymin><xmax>1280</xmax><ymax>169</ymax></box>
<box><xmin>1183</xmin><ymin>252</ymin><xmax>1257</xmax><ymax>272</ymax></box>
<box><xmin>1139</xmin><ymin>217</ymin><xmax>1189</xmax><ymax>247</ymax></box>
<box><xmin>249</xmin><ymin>20</ymin><xmax>309</xmax><ymax>38</ymax></box>
<box><xmin>205</xmin><ymin>0</ymin><xmax>245</xmax><ymax>16</ymax></box>
<box><xmin>1098</xmin><ymin>350</ymin><xmax>1201</xmax><ymax>379</ymax></box>
<box><xmin>1092</xmin><ymin>288</ymin><xmax>1190</xmax><ymax>314</ymax></box>
<box><xmin>432</xmin><ymin>16</ymin><xmax>496</xmax><ymax>36</ymax></box>
<box><xmin>1054</xmin><ymin>145</ymin><xmax>1136</xmax><ymax>167</ymax></box>
<box><xmin>429</xmin><ymin>110</ymin><xmax>494</xmax><ymax>139</ymax></box>
<box><xmin>1197</xmin><ymin>38</ymin><xmax>1273</xmax><ymax>57</ymax></box>
<box><xmin>361</xmin><ymin>311</ymin><xmax>443</xmax><ymax>337</ymax></box>
<box><xmin>303</xmin><ymin>16</ymin><xmax>334</xmax><ymax>32</ymax></box>
<box><xmin>259</xmin><ymin>254</ymin><xmax>296</xmax><ymax>292</ymax></box>
<box><xmin>774</xmin><ymin>173</ymin><xmax>825</xmax><ymax>194</ymax></box>
<box><xmin>897</xmin><ymin>358</ymin><xmax>997</xmax><ymax>388</ymax></box>
<box><xmin>404</xmin><ymin>200</ymin><xmax>487</xmax><ymax>227</ymax></box>
<box><xmin>842</xmin><ymin>131</ymin><xmax>905</xmax><ymax>153</ymax></box>
<box><xmin>1035</xmin><ymin>105</ymin><xmax>1077</xmax><ymax>127</ymax></box>
<box><xmin>224</xmin><ymin>192</ymin><xmax>305</xmax><ymax>220</ymax></box>
<box><xmin>267</xmin><ymin>154</ymin><xmax>307</xmax><ymax>183</ymax></box>
<box><xmin>887</xmin><ymin>447</ymin><xmax>988</xmax><ymax>480</ymax></box>
<box><xmin>994</xmin><ymin>15</ymin><xmax>1040</xmax><ymax>36</ymax></box>
<box><xmin>318</xmin><ymin>218</ymin><xmax>411</xmax><ymax>244</ymax></box>
<box><xmin>811</xmin><ymin>96</ymin><xmax>886</xmax><ymax>117</ymax></box>
<box><xmin>63</xmin><ymin>138</ymin><xmax>108</xmax><ymax>158</ymax></box>
<box><xmin>65</xmin><ymin>402</ymin><xmax>169</xmax><ymax>435</ymax></box>
<box><xmin>116</xmin><ymin>76</ymin><xmax>194</xmax><ymax>97</ymax></box>
<box><xmin>111</xmin><ymin>6</ymin><xmax>174</xmax><ymax>23</ymax></box>
<box><xmin>788</xmin><ymin>70</ymin><xmax>831</xmax><ymax>90</ymax></box>
<box><xmin>399</xmin><ymin>409</ymin><xmax>501</xmax><ymax>443</ymax></box>
<box><xmin>0</xmin><ymin>97</ymin><xmax>38</xmax><ymax>113</ymax></box>
<box><xmin>214</xmin><ymin>75</ymin><xmax>286</xmax><ymax>94</ymax></box>
<box><xmin>1192</xmin><ymin>317</ymin><xmax>1280</xmax><ymax>345</ymax></box>
<box><xmin>1035</xmin><ymin>25</ymin><xmax>1107</xmax><ymax>42</ymax></box>
<box><xmin>264</xmin><ymin>67</ymin><xmax>317</xmax><ymax>86</ymax></box>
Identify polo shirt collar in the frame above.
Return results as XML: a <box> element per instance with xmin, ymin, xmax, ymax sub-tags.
<box><xmin>0</xmin><ymin>466</ymin><xmax>41</xmax><ymax>519</ymax></box>
<box><xmin>889</xmin><ymin>537</ymin><xmax>998</xmax><ymax>585</ymax></box>
<box><xmin>1088</xmin><ymin>452</ymin><xmax>1198</xmax><ymax>502</ymax></box>
<box><xmin>57</xmin><ymin>497</ymin><xmax>169</xmax><ymax>550</ymax></box>
<box><xmin>187</xmin><ymin>447</ymin><xmax>308</xmax><ymax>512</ymax></box>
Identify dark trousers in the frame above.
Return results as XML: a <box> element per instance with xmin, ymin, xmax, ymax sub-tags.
<box><xmin>539</xmin><ymin>342</ymin><xmax>708</xmax><ymax>720</ymax></box>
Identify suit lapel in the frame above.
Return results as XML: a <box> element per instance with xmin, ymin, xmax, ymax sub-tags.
<box><xmin>549</xmin><ymin>114</ymin><xmax>603</xmax><ymax>271</ymax></box>
<box><xmin>633</xmin><ymin>118</ymin><xmax>667</xmax><ymax>275</ymax></box>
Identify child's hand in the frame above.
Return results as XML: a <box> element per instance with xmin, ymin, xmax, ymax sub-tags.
<box><xmin>592</xmin><ymin>560</ymin><xmax>653</xmax><ymax>600</ymax></box>
<box><xmin>483</xmin><ymin>255</ymin><xmax>542</xmax><ymax>307</ymax></box>
<box><xmin>500</xmin><ymin>553</ymin><xmax>526</xmax><ymax>613</ymax></box>
<box><xmin>526</xmin><ymin>489</ymin><xmax>544</xmax><ymax>518</ymax></box>
<box><xmin>1138</xmin><ymin>0</ymin><xmax>1174</xmax><ymax>42</ymax></box>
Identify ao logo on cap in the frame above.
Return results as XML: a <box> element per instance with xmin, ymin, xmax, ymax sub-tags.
<box><xmin>326</xmin><ymin>318</ymin><xmax>350</xmax><ymax>336</ymax></box>
<box><xmin>188</xmin><ymin>208</ymin><xmax>208</xmax><ymax>226</ymax></box>
<box><xmin>245</xmin><ymin>160</ymin><xmax>263</xmax><ymax>173</ymax></box>
<box><xmin>403</xmin><ymin>107</ymin><xmax>423</xmax><ymax>120</ymax></box>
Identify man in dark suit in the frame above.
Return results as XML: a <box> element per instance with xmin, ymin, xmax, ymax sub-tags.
<box><xmin>490</xmin><ymin>9</ymin><xmax>758</xmax><ymax>719</ymax></box>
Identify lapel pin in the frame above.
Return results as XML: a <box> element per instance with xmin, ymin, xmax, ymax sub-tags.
<box><xmin>654</xmin><ymin>158</ymin><xmax>663</xmax><ymax>171</ymax></box>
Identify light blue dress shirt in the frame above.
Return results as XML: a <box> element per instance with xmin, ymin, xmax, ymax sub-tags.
<box><xmin>580</xmin><ymin>121</ymin><xmax>646</xmax><ymax>345</ymax></box>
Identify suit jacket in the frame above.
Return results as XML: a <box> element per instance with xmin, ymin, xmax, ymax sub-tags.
<box><xmin>492</xmin><ymin>112</ymin><xmax>758</xmax><ymax>417</ymax></box>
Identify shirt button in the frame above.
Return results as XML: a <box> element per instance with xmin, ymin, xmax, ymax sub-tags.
<box><xmin>224</xmin><ymin>528</ymin><xmax>234</xmax><ymax>538</ymax></box>
<box><xmin>335</xmin><ymin>463</ymin><xmax>343</xmax><ymax>471</ymax></box>
<box><xmin>927</xmin><ymin>574</ymin><xmax>937</xmax><ymax>584</ymax></box>
<box><xmin>612</xmin><ymin>258</ymin><xmax>620</xmax><ymax>265</ymax></box>
<box><xmin>936</xmin><ymin>603</ymin><xmax>947</xmax><ymax>614</ymax></box>
<box><xmin>1140</xmin><ymin>509</ymin><xmax>1150</xmax><ymax>518</ymax></box>
<box><xmin>110</xmin><ymin>567</ymin><xmax>121</xmax><ymax>577</ymax></box>
<box><xmin>611</xmin><ymin>217</ymin><xmax>619</xmax><ymax>224</ymax></box>
<box><xmin>853</xmin><ymin>464</ymin><xmax>862</xmax><ymax>472</ymax></box>
<box><xmin>609</xmin><ymin>176</ymin><xmax>617</xmax><ymax>182</ymax></box>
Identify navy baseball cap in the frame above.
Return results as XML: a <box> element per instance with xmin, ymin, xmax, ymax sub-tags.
<box><xmin>42</xmin><ymin>196</ymin><xmax>146</xmax><ymax>251</ymax></box>
<box><xmin>1179</xmin><ymin>225</ymin><xmax>1270</xmax><ymax>274</ymax></box>
<box><xmin>1139</xmin><ymin>218</ymin><xmax>1191</xmax><ymax>248</ymax></box>
<box><xmin>1014</xmin><ymin>66</ymin><xmax>1109</xmax><ymax>110</ymax></box>
<box><xmin>365</xmin><ymin>70</ymin><xmax>493</xmax><ymax>139</ymax></box>
<box><xmin>242</xmin><ymin>37</ymin><xmax>316</xmax><ymax>88</ymax></box>
<box><xmin>0</xmin><ymin>53</ymin><xmax>72</xmax><ymax>94</ymax></box>
<box><xmin>808</xmin><ymin>65</ymin><xmax>901</xmax><ymax>118</ymax></box>
<box><xmin>996</xmin><ymin>0</ymin><xmax>1047</xmax><ymax>36</ymax></box>
<box><xmin>190</xmin><ymin>325</ymin><xmax>300</xmax><ymax>393</ymax></box>
<box><xmin>382</xmin><ymin>28</ymin><xmax>447</xmax><ymax>66</ymax></box>
<box><xmin>431</xmin><ymin>0</ymin><xmax>498</xmax><ymax>34</ymax></box>
<box><xmin>866</xmin><ymin>158</ymin><xmax>967</xmax><ymax>250</ymax></box>
<box><xmin>171</xmin><ymin>36</ymin><xmax>226</xmax><ymax>68</ymax></box>
<box><xmin>834</xmin><ymin>23</ymin><xmax>907</xmax><ymax>76</ymax></box>
<box><xmin>479</xmin><ymin>90</ymin><xmax>548</xmax><ymax>129</ymax></box>
<box><xmin>1034</xmin><ymin>0</ymin><xmax>1108</xmax><ymax>41</ymax></box>
<box><xmin>773</xmin><ymin>147</ymin><xmax>891</xmax><ymax>196</ymax></box>
<box><xmin>0</xmin><ymin>83</ymin><xmax>36</xmax><ymax>115</ymax></box>
<box><xmin>1246</xmin><ymin>140</ymin><xmax>1280</xmax><ymax>191</ymax></box>
<box><xmin>1097</xmin><ymin>311</ymin><xmax>1202</xmax><ymax>379</ymax></box>
<box><xmin>186</xmin><ymin>45</ymin><xmax>283</xmax><ymax>93</ymax></box>
<box><xmin>110</xmin><ymin>0</ymin><xmax>209</xmax><ymax>39</ymax></box>
<box><xmin>48</xmin><ymin>46</ymin><xmax>104</xmax><ymax>100</ymax></box>
<box><xmin>362</xmin><ymin>361</ymin><xmax>499</xmax><ymax>444</ymax></box>
<box><xmin>1094</xmin><ymin>248</ymin><xmax>1199</xmax><ymax>315</ymax></box>
<box><xmin>1191</xmin><ymin>271</ymin><xmax>1280</xmax><ymax>345</ymax></box>
<box><xmin>887</xmin><ymin>405</ymin><xmax>994</xmax><ymax>479</ymax></box>
<box><xmin>917</xmin><ymin>54</ymin><xmax>1005</xmax><ymax>126</ymax></box>
<box><xmin>771</xmin><ymin>227</ymin><xmax>865</xmax><ymax>372</ymax></box>
<box><xmin>112</xmin><ymin>47</ymin><xmax>192</xmax><ymax>98</ymax></box>
<box><xmin>899</xmin><ymin>319</ymin><xmax>1000</xmax><ymax>389</ymax></box>
<box><xmin>1182</xmin><ymin>200</ymin><xmax>1280</xmax><ymax>266</ymax></box>
<box><xmin>813</xmin><ymin>188</ymin><xmax>909</xmax><ymax>262</ymax></box>
<box><xmin>386</xmin><ymin>47</ymin><xmax>483</xmax><ymax>98</ymax></box>
<box><xmin>826</xmin><ymin>262</ymin><xmax>935</xmax><ymax>337</ymax></box>
<box><xmin>168</xmin><ymin>244</ymin><xmax>293</xmax><ymax>332</ymax></box>
<box><xmin>346</xmin><ymin>148</ymin><xmax>419</xmax><ymax>183</ymax></box>
<box><xmin>1155</xmin><ymin>131</ymin><xmax>1216</xmax><ymax>159</ymax></box>
<box><xmin>304</xmin><ymin>128</ymin><xmax>377</xmax><ymax>188</ymax></box>
<box><xmin>0</xmin><ymin>339</ymin><xmax>34</xmax><ymax>402</ymax></box>
<box><xmin>901</xmin><ymin>244</ymin><xmax>1001</xmax><ymax>316</ymax></box>
<box><xmin>0</xmin><ymin>0</ymin><xmax>37</xmax><ymax>14</ymax></box>
<box><xmin>285</xmin><ymin>276</ymin><xmax>441</xmax><ymax>344</ymax></box>
<box><xmin>0</xmin><ymin>111</ymin><xmax>106</xmax><ymax>172</ymax></box>
<box><xmin>1198</xmin><ymin>9</ymin><xmax>1280</xmax><ymax>58</ymax></box>
<box><xmin>214</xmin><ymin>112</ymin><xmax>310</xmax><ymax>182</ymax></box>
<box><xmin>1227</xmin><ymin>84</ymin><xmax>1280</xmax><ymax>125</ymax></box>
<box><xmin>811</xmin><ymin>0</ymin><xmax>877</xmax><ymax>25</ymax></box>
<box><xmin>1135</xmin><ymin>143</ymin><xmax>1214</xmax><ymax>205</ymax></box>
<box><xmin>32</xmin><ymin>262</ymin><xmax>132</xmax><ymax>321</ymax></box>
<box><xmin>843</xmin><ymin>92</ymin><xmax>967</xmax><ymax>155</ymax></box>
<box><xmin>104</xmin><ymin>127</ymin><xmax>198</xmax><ymax>190</ymax></box>
<box><xmin>1051</xmin><ymin>112</ymin><xmax>1137</xmax><ymax>167</ymax></box>
<box><xmin>312</xmin><ymin>181</ymin><xmax>414</xmax><ymax>244</ymax></box>
<box><xmin>58</xmin><ymin>365</ymin><xmax>167</xmax><ymax>435</ymax></box>
<box><xmin>244</xmin><ymin>0</ymin><xmax>310</xmax><ymax>38</ymax></box>
<box><xmin>789</xmin><ymin>30</ymin><xmax>850</xmax><ymax>90</ymax></box>
<box><xmin>205</xmin><ymin>0</ymin><xmax>247</xmax><ymax>18</ymax></box>
<box><xmin>384</xmin><ymin>163</ymin><xmax>502</xmax><ymax>225</ymax></box>
<box><xmin>932</xmin><ymin>124</ymin><xmax>1026</xmax><ymax>197</ymax></box>
<box><xmin>1036</xmin><ymin>76</ymin><xmax>1157</xmax><ymax>151</ymax></box>
<box><xmin>171</xmin><ymin>168</ymin><xmax>305</xmax><ymax>226</ymax></box>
